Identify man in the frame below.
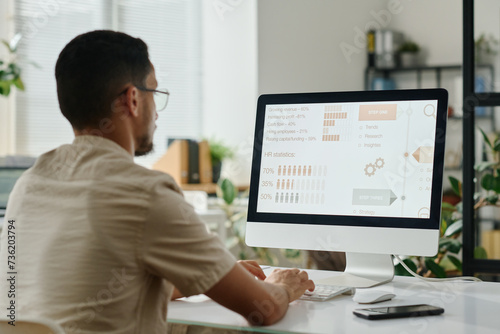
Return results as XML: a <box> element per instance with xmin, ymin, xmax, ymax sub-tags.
<box><xmin>0</xmin><ymin>30</ymin><xmax>314</xmax><ymax>333</ymax></box>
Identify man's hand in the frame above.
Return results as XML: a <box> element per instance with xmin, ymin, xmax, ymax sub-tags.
<box><xmin>237</xmin><ymin>260</ymin><xmax>266</xmax><ymax>280</ymax></box>
<box><xmin>264</xmin><ymin>268</ymin><xmax>315</xmax><ymax>302</ymax></box>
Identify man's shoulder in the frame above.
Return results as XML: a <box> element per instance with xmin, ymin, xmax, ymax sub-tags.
<box><xmin>29</xmin><ymin>140</ymin><xmax>183</xmax><ymax>196</ymax></box>
<box><xmin>126</xmin><ymin>163</ymin><xmax>182</xmax><ymax>193</ymax></box>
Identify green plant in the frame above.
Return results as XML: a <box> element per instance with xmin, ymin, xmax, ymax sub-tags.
<box><xmin>395</xmin><ymin>179</ymin><xmax>466</xmax><ymax>278</ymax></box>
<box><xmin>475</xmin><ymin>33</ymin><xmax>498</xmax><ymax>60</ymax></box>
<box><xmin>0</xmin><ymin>34</ymin><xmax>24</xmax><ymax>97</ymax></box>
<box><xmin>396</xmin><ymin>128</ymin><xmax>497</xmax><ymax>277</ymax></box>
<box><xmin>475</xmin><ymin>128</ymin><xmax>500</xmax><ymax>207</ymax></box>
<box><xmin>398</xmin><ymin>41</ymin><xmax>420</xmax><ymax>53</ymax></box>
<box><xmin>208</xmin><ymin>138</ymin><xmax>235</xmax><ymax>166</ymax></box>
<box><xmin>216</xmin><ymin>178</ymin><xmax>302</xmax><ymax>265</ymax></box>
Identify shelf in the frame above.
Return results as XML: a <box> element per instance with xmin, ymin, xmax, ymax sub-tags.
<box><xmin>365</xmin><ymin>63</ymin><xmax>494</xmax><ymax>90</ymax></box>
<box><xmin>367</xmin><ymin>64</ymin><xmax>461</xmax><ymax>73</ymax></box>
<box><xmin>449</xmin><ymin>114</ymin><xmax>492</xmax><ymax>120</ymax></box>
<box><xmin>180</xmin><ymin>183</ymin><xmax>249</xmax><ymax>194</ymax></box>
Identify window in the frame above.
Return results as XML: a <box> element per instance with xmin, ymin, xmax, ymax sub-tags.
<box><xmin>14</xmin><ymin>0</ymin><xmax>201</xmax><ymax>167</ymax></box>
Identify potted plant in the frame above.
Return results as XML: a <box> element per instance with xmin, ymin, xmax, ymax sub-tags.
<box><xmin>217</xmin><ymin>177</ymin><xmax>302</xmax><ymax>265</ymax></box>
<box><xmin>475</xmin><ymin>33</ymin><xmax>498</xmax><ymax>64</ymax></box>
<box><xmin>208</xmin><ymin>138</ymin><xmax>235</xmax><ymax>183</ymax></box>
<box><xmin>394</xmin><ymin>179</ymin><xmax>467</xmax><ymax>278</ymax></box>
<box><xmin>0</xmin><ymin>34</ymin><xmax>24</xmax><ymax>96</ymax></box>
<box><xmin>398</xmin><ymin>41</ymin><xmax>421</xmax><ymax>68</ymax></box>
<box><xmin>395</xmin><ymin>128</ymin><xmax>498</xmax><ymax>278</ymax></box>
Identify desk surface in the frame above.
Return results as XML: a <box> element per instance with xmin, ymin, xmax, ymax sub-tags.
<box><xmin>168</xmin><ymin>267</ymin><xmax>500</xmax><ymax>334</ymax></box>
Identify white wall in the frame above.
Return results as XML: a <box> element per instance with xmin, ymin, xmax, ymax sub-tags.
<box><xmin>212</xmin><ymin>0</ymin><xmax>466</xmax><ymax>185</ymax></box>
<box><xmin>258</xmin><ymin>0</ymin><xmax>388</xmax><ymax>94</ymax></box>
<box><xmin>389</xmin><ymin>0</ymin><xmax>462</xmax><ymax>66</ymax></box>
<box><xmin>201</xmin><ymin>0</ymin><xmax>258</xmax><ymax>186</ymax></box>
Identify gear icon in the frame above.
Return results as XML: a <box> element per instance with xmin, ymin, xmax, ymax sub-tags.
<box><xmin>364</xmin><ymin>163</ymin><xmax>376</xmax><ymax>177</ymax></box>
<box><xmin>375</xmin><ymin>157</ymin><xmax>385</xmax><ymax>169</ymax></box>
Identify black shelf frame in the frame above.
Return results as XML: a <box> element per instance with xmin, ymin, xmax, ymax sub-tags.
<box><xmin>463</xmin><ymin>0</ymin><xmax>500</xmax><ymax>277</ymax></box>
<box><xmin>365</xmin><ymin>64</ymin><xmax>494</xmax><ymax>91</ymax></box>
<box><xmin>365</xmin><ymin>65</ymin><xmax>461</xmax><ymax>90</ymax></box>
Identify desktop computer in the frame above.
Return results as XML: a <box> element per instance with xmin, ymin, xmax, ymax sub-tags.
<box><xmin>246</xmin><ymin>88</ymin><xmax>448</xmax><ymax>288</ymax></box>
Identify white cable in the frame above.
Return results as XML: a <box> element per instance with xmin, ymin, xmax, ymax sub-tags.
<box><xmin>393</xmin><ymin>254</ymin><xmax>483</xmax><ymax>282</ymax></box>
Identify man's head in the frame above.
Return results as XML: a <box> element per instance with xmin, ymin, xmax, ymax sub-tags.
<box><xmin>55</xmin><ymin>30</ymin><xmax>158</xmax><ymax>156</ymax></box>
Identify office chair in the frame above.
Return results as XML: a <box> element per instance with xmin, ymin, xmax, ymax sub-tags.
<box><xmin>0</xmin><ymin>317</ymin><xmax>65</xmax><ymax>334</ymax></box>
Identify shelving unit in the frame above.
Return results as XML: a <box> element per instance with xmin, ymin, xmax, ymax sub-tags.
<box><xmin>364</xmin><ymin>64</ymin><xmax>494</xmax><ymax>93</ymax></box>
<box><xmin>365</xmin><ymin>64</ymin><xmax>460</xmax><ymax>90</ymax></box>
<box><xmin>365</xmin><ymin>63</ymin><xmax>496</xmax><ymax>173</ymax></box>
<box><xmin>463</xmin><ymin>0</ymin><xmax>500</xmax><ymax>278</ymax></box>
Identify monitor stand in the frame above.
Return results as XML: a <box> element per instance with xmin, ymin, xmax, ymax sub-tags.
<box><xmin>314</xmin><ymin>253</ymin><xmax>394</xmax><ymax>288</ymax></box>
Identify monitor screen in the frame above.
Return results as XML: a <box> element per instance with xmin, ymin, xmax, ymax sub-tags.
<box><xmin>256</xmin><ymin>99</ymin><xmax>439</xmax><ymax>221</ymax></box>
<box><xmin>246</xmin><ymin>89</ymin><xmax>448</xmax><ymax>282</ymax></box>
<box><xmin>0</xmin><ymin>167</ymin><xmax>27</xmax><ymax>210</ymax></box>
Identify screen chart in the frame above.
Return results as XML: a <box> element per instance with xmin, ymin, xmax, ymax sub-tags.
<box><xmin>257</xmin><ymin>100</ymin><xmax>438</xmax><ymax>219</ymax></box>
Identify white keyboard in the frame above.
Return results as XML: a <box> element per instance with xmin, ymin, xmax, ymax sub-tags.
<box><xmin>300</xmin><ymin>284</ymin><xmax>355</xmax><ymax>301</ymax></box>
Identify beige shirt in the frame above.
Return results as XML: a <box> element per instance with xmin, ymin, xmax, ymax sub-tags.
<box><xmin>0</xmin><ymin>135</ymin><xmax>236</xmax><ymax>334</ymax></box>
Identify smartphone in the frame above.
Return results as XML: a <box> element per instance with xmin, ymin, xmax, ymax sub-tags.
<box><xmin>353</xmin><ymin>304</ymin><xmax>444</xmax><ymax>320</ymax></box>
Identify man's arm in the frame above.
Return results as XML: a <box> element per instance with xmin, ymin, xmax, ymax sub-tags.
<box><xmin>171</xmin><ymin>260</ymin><xmax>267</xmax><ymax>300</ymax></box>
<box><xmin>204</xmin><ymin>263</ymin><xmax>314</xmax><ymax>326</ymax></box>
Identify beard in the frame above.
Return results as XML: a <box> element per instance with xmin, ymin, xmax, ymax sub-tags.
<box><xmin>135</xmin><ymin>104</ymin><xmax>155</xmax><ymax>157</ymax></box>
<box><xmin>134</xmin><ymin>134</ymin><xmax>154</xmax><ymax>157</ymax></box>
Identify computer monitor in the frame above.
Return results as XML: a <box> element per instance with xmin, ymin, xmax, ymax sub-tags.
<box><xmin>246</xmin><ymin>88</ymin><xmax>448</xmax><ymax>288</ymax></box>
<box><xmin>0</xmin><ymin>167</ymin><xmax>28</xmax><ymax>216</ymax></box>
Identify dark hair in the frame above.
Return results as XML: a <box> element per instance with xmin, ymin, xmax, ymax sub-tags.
<box><xmin>55</xmin><ymin>30</ymin><xmax>152</xmax><ymax>130</ymax></box>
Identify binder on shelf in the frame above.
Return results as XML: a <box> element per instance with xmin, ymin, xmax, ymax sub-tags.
<box><xmin>481</xmin><ymin>229</ymin><xmax>500</xmax><ymax>259</ymax></box>
<box><xmin>198</xmin><ymin>140</ymin><xmax>213</xmax><ymax>184</ymax></box>
<box><xmin>367</xmin><ymin>30</ymin><xmax>375</xmax><ymax>68</ymax></box>
<box><xmin>153</xmin><ymin>138</ymin><xmax>213</xmax><ymax>186</ymax></box>
<box><xmin>153</xmin><ymin>139</ymin><xmax>189</xmax><ymax>185</ymax></box>
<box><xmin>187</xmin><ymin>140</ymin><xmax>200</xmax><ymax>184</ymax></box>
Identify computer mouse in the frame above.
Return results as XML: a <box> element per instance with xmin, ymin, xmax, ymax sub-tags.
<box><xmin>352</xmin><ymin>290</ymin><xmax>396</xmax><ymax>304</ymax></box>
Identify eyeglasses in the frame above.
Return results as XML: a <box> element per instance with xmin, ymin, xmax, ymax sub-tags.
<box><xmin>136</xmin><ymin>86</ymin><xmax>170</xmax><ymax>111</ymax></box>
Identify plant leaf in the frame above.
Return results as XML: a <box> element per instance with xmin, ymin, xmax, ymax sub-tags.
<box><xmin>1</xmin><ymin>40</ymin><xmax>13</xmax><ymax>53</ymax></box>
<box><xmin>13</xmin><ymin>77</ymin><xmax>24</xmax><ymax>90</ymax></box>
<box><xmin>485</xmin><ymin>194</ymin><xmax>499</xmax><ymax>205</ymax></box>
<box><xmin>481</xmin><ymin>174</ymin><xmax>496</xmax><ymax>191</ymax></box>
<box><xmin>0</xmin><ymin>81</ymin><xmax>11</xmax><ymax>96</ymax></box>
<box><xmin>474</xmin><ymin>246</ymin><xmax>488</xmax><ymax>259</ymax></box>
<box><xmin>218</xmin><ymin>178</ymin><xmax>236</xmax><ymax>205</ymax></box>
<box><xmin>282</xmin><ymin>249</ymin><xmax>301</xmax><ymax>259</ymax></box>
<box><xmin>444</xmin><ymin>219</ymin><xmax>463</xmax><ymax>237</ymax></box>
<box><xmin>8</xmin><ymin>33</ymin><xmax>22</xmax><ymax>53</ymax></box>
<box><xmin>394</xmin><ymin>258</ymin><xmax>418</xmax><ymax>276</ymax></box>
<box><xmin>425</xmin><ymin>258</ymin><xmax>447</xmax><ymax>278</ymax></box>
<box><xmin>447</xmin><ymin>255</ymin><xmax>462</xmax><ymax>272</ymax></box>
<box><xmin>475</xmin><ymin>161</ymin><xmax>498</xmax><ymax>172</ymax></box>
<box><xmin>478</xmin><ymin>127</ymin><xmax>493</xmax><ymax>150</ymax></box>
<box><xmin>439</xmin><ymin>238</ymin><xmax>462</xmax><ymax>254</ymax></box>
<box><xmin>440</xmin><ymin>218</ymin><xmax>447</xmax><ymax>237</ymax></box>
<box><xmin>441</xmin><ymin>202</ymin><xmax>457</xmax><ymax>212</ymax></box>
<box><xmin>448</xmin><ymin>176</ymin><xmax>462</xmax><ymax>196</ymax></box>
<box><xmin>27</xmin><ymin>60</ymin><xmax>42</xmax><ymax>69</ymax></box>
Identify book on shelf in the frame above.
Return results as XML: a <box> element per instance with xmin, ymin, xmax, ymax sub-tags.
<box><xmin>481</xmin><ymin>229</ymin><xmax>500</xmax><ymax>259</ymax></box>
<box><xmin>153</xmin><ymin>139</ymin><xmax>213</xmax><ymax>186</ymax></box>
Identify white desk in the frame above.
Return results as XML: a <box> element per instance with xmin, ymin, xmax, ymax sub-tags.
<box><xmin>167</xmin><ymin>267</ymin><xmax>500</xmax><ymax>334</ymax></box>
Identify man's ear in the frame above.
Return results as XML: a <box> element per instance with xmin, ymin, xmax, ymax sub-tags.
<box><xmin>111</xmin><ymin>86</ymin><xmax>140</xmax><ymax>120</ymax></box>
<box><xmin>126</xmin><ymin>86</ymin><xmax>140</xmax><ymax>118</ymax></box>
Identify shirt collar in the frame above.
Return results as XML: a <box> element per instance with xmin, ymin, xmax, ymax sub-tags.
<box><xmin>72</xmin><ymin>135</ymin><xmax>133</xmax><ymax>161</ymax></box>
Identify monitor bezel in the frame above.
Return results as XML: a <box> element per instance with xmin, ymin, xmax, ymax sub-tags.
<box><xmin>247</xmin><ymin>88</ymin><xmax>448</xmax><ymax>231</ymax></box>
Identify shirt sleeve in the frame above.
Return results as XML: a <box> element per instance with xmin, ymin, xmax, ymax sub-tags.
<box><xmin>141</xmin><ymin>177</ymin><xmax>236</xmax><ymax>296</ymax></box>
